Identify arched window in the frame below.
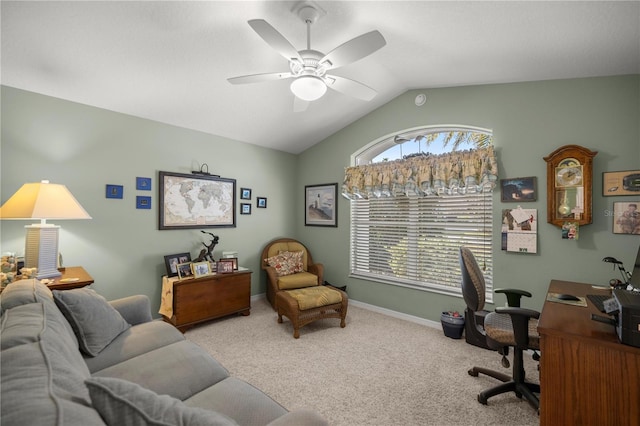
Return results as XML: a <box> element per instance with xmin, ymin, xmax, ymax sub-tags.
<box><xmin>345</xmin><ymin>125</ymin><xmax>495</xmax><ymax>300</ymax></box>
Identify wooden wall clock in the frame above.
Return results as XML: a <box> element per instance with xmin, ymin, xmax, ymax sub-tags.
<box><xmin>543</xmin><ymin>145</ymin><xmax>597</xmax><ymax>227</ymax></box>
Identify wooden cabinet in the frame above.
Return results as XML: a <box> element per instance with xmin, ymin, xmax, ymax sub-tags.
<box><xmin>161</xmin><ymin>271</ymin><xmax>251</xmax><ymax>332</ymax></box>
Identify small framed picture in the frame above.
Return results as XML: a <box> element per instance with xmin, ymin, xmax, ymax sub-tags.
<box><xmin>177</xmin><ymin>262</ymin><xmax>194</xmax><ymax>279</ymax></box>
<box><xmin>106</xmin><ymin>184</ymin><xmax>124</xmax><ymax>199</ymax></box>
<box><xmin>136</xmin><ymin>196</ymin><xmax>151</xmax><ymax>209</ymax></box>
<box><xmin>603</xmin><ymin>170</ymin><xmax>640</xmax><ymax>196</ymax></box>
<box><xmin>613</xmin><ymin>201</ymin><xmax>640</xmax><ymax>235</ymax></box>
<box><xmin>500</xmin><ymin>177</ymin><xmax>536</xmax><ymax>202</ymax></box>
<box><xmin>305</xmin><ymin>183</ymin><xmax>337</xmax><ymax>227</ymax></box>
<box><xmin>241</xmin><ymin>203</ymin><xmax>251</xmax><ymax>215</ymax></box>
<box><xmin>217</xmin><ymin>259</ymin><xmax>234</xmax><ymax>274</ymax></box>
<box><xmin>226</xmin><ymin>257</ymin><xmax>238</xmax><ymax>270</ymax></box>
<box><xmin>240</xmin><ymin>188</ymin><xmax>252</xmax><ymax>200</ymax></box>
<box><xmin>192</xmin><ymin>261</ymin><xmax>211</xmax><ymax>278</ymax></box>
<box><xmin>164</xmin><ymin>252</ymin><xmax>192</xmax><ymax>277</ymax></box>
<box><xmin>257</xmin><ymin>197</ymin><xmax>267</xmax><ymax>208</ymax></box>
<box><xmin>136</xmin><ymin>177</ymin><xmax>152</xmax><ymax>191</ymax></box>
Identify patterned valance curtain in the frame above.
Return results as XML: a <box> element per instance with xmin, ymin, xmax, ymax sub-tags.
<box><xmin>342</xmin><ymin>146</ymin><xmax>498</xmax><ymax>199</ymax></box>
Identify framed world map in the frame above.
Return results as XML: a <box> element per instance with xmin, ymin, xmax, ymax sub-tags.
<box><xmin>159</xmin><ymin>171</ymin><xmax>236</xmax><ymax>229</ymax></box>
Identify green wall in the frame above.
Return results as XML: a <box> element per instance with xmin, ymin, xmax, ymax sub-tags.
<box><xmin>297</xmin><ymin>75</ymin><xmax>640</xmax><ymax>317</ymax></box>
<box><xmin>2</xmin><ymin>75</ymin><xmax>639</xmax><ymax>321</ymax></box>
<box><xmin>1</xmin><ymin>86</ymin><xmax>297</xmax><ymax>313</ymax></box>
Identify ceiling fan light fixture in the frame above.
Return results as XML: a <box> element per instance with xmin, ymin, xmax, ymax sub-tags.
<box><xmin>290</xmin><ymin>75</ymin><xmax>327</xmax><ymax>101</ymax></box>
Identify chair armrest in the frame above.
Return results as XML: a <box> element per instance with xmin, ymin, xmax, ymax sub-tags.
<box><xmin>494</xmin><ymin>288</ymin><xmax>532</xmax><ymax>307</ymax></box>
<box><xmin>109</xmin><ymin>295</ymin><xmax>152</xmax><ymax>325</ymax></box>
<box><xmin>494</xmin><ymin>306</ymin><xmax>540</xmax><ymax>348</ymax></box>
<box><xmin>307</xmin><ymin>262</ymin><xmax>324</xmax><ymax>285</ymax></box>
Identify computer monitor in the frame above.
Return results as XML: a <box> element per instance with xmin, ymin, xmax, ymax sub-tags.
<box><xmin>628</xmin><ymin>244</ymin><xmax>640</xmax><ymax>290</ymax></box>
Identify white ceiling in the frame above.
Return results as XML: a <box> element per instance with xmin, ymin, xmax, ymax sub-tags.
<box><xmin>2</xmin><ymin>1</ymin><xmax>639</xmax><ymax>154</ymax></box>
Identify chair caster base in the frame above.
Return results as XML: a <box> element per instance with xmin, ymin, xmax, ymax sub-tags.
<box><xmin>468</xmin><ymin>368</ymin><xmax>479</xmax><ymax>377</ymax></box>
<box><xmin>478</xmin><ymin>394</ymin><xmax>488</xmax><ymax>405</ymax></box>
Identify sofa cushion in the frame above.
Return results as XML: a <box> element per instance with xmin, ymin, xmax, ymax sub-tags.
<box><xmin>185</xmin><ymin>377</ymin><xmax>287</xmax><ymax>426</ymax></box>
<box><xmin>92</xmin><ymin>340</ymin><xmax>230</xmax><ymax>401</ymax></box>
<box><xmin>53</xmin><ymin>288</ymin><xmax>130</xmax><ymax>356</ymax></box>
<box><xmin>0</xmin><ymin>302</ymin><xmax>105</xmax><ymax>426</ymax></box>
<box><xmin>277</xmin><ymin>272</ymin><xmax>319</xmax><ymax>290</ymax></box>
<box><xmin>84</xmin><ymin>320</ymin><xmax>186</xmax><ymax>373</ymax></box>
<box><xmin>0</xmin><ymin>278</ymin><xmax>79</xmax><ymax>348</ymax></box>
<box><xmin>86</xmin><ymin>377</ymin><xmax>237</xmax><ymax>426</ymax></box>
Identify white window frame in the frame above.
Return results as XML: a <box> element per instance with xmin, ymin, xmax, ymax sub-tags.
<box><xmin>349</xmin><ymin>125</ymin><xmax>494</xmax><ymax>302</ymax></box>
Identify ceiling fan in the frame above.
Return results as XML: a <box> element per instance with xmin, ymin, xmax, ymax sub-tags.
<box><xmin>227</xmin><ymin>3</ymin><xmax>386</xmax><ymax>111</ymax></box>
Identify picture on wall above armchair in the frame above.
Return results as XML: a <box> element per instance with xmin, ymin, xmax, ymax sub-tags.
<box><xmin>159</xmin><ymin>171</ymin><xmax>236</xmax><ymax>230</ymax></box>
<box><xmin>305</xmin><ymin>183</ymin><xmax>338</xmax><ymax>227</ymax></box>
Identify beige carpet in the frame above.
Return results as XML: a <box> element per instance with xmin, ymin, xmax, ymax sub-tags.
<box><xmin>186</xmin><ymin>298</ymin><xmax>540</xmax><ymax>426</ymax></box>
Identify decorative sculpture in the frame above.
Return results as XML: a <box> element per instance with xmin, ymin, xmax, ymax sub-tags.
<box><xmin>193</xmin><ymin>231</ymin><xmax>219</xmax><ymax>263</ymax></box>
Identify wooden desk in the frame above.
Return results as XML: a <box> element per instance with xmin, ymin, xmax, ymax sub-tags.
<box><xmin>538</xmin><ymin>279</ymin><xmax>640</xmax><ymax>426</ymax></box>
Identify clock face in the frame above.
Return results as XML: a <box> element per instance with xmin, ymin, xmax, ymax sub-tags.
<box><xmin>556</xmin><ymin>166</ymin><xmax>583</xmax><ymax>187</ymax></box>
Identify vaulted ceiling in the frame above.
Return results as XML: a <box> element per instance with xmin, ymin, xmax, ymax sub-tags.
<box><xmin>2</xmin><ymin>1</ymin><xmax>638</xmax><ymax>154</ymax></box>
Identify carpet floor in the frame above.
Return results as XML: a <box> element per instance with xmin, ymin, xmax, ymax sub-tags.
<box><xmin>186</xmin><ymin>298</ymin><xmax>540</xmax><ymax>426</ymax></box>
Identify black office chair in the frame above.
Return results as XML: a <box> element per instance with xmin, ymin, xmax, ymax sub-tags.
<box><xmin>459</xmin><ymin>246</ymin><xmax>541</xmax><ymax>411</ymax></box>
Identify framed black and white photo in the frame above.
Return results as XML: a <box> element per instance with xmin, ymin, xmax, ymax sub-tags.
<box><xmin>164</xmin><ymin>252</ymin><xmax>192</xmax><ymax>277</ymax></box>
<box><xmin>305</xmin><ymin>183</ymin><xmax>338</xmax><ymax>227</ymax></box>
<box><xmin>159</xmin><ymin>171</ymin><xmax>236</xmax><ymax>229</ymax></box>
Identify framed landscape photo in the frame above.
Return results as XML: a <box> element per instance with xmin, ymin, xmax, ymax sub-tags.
<box><xmin>159</xmin><ymin>171</ymin><xmax>236</xmax><ymax>230</ymax></box>
<box><xmin>500</xmin><ymin>177</ymin><xmax>536</xmax><ymax>202</ymax></box>
<box><xmin>305</xmin><ymin>183</ymin><xmax>338</xmax><ymax>227</ymax></box>
<box><xmin>164</xmin><ymin>252</ymin><xmax>191</xmax><ymax>277</ymax></box>
<box><xmin>613</xmin><ymin>201</ymin><xmax>640</xmax><ymax>235</ymax></box>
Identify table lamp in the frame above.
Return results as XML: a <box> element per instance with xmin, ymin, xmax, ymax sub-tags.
<box><xmin>0</xmin><ymin>180</ymin><xmax>91</xmax><ymax>279</ymax></box>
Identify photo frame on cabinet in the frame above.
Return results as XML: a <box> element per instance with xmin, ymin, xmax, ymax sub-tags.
<box><xmin>164</xmin><ymin>252</ymin><xmax>192</xmax><ymax>277</ymax></box>
<box><xmin>217</xmin><ymin>259</ymin><xmax>234</xmax><ymax>274</ymax></box>
<box><xmin>305</xmin><ymin>183</ymin><xmax>338</xmax><ymax>227</ymax></box>
<box><xmin>177</xmin><ymin>262</ymin><xmax>194</xmax><ymax>279</ymax></box>
<box><xmin>159</xmin><ymin>171</ymin><xmax>236</xmax><ymax>229</ymax></box>
<box><xmin>192</xmin><ymin>261</ymin><xmax>211</xmax><ymax>278</ymax></box>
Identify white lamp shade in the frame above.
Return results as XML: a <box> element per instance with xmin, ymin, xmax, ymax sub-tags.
<box><xmin>0</xmin><ymin>181</ymin><xmax>91</xmax><ymax>220</ymax></box>
<box><xmin>290</xmin><ymin>76</ymin><xmax>327</xmax><ymax>101</ymax></box>
<box><xmin>0</xmin><ymin>181</ymin><xmax>91</xmax><ymax>279</ymax></box>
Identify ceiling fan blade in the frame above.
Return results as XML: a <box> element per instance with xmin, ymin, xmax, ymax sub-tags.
<box><xmin>227</xmin><ymin>72</ymin><xmax>292</xmax><ymax>85</ymax></box>
<box><xmin>248</xmin><ymin>19</ymin><xmax>302</xmax><ymax>62</ymax></box>
<box><xmin>319</xmin><ymin>30</ymin><xmax>386</xmax><ymax>70</ymax></box>
<box><xmin>324</xmin><ymin>75</ymin><xmax>378</xmax><ymax>101</ymax></box>
<box><xmin>293</xmin><ymin>96</ymin><xmax>310</xmax><ymax>113</ymax></box>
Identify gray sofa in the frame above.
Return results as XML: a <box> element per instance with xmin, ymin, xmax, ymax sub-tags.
<box><xmin>0</xmin><ymin>279</ymin><xmax>326</xmax><ymax>426</ymax></box>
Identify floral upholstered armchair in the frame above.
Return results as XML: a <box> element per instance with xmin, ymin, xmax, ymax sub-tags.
<box><xmin>260</xmin><ymin>238</ymin><xmax>324</xmax><ymax>310</ymax></box>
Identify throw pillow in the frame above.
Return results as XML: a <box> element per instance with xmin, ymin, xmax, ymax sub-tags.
<box><xmin>53</xmin><ymin>288</ymin><xmax>130</xmax><ymax>357</ymax></box>
<box><xmin>86</xmin><ymin>377</ymin><xmax>237</xmax><ymax>426</ymax></box>
<box><xmin>265</xmin><ymin>251</ymin><xmax>303</xmax><ymax>277</ymax></box>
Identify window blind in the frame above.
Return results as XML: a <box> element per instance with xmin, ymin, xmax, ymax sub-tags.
<box><xmin>350</xmin><ymin>192</ymin><xmax>493</xmax><ymax>300</ymax></box>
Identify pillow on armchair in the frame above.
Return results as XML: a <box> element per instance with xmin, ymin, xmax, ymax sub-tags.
<box><xmin>265</xmin><ymin>251</ymin><xmax>303</xmax><ymax>277</ymax></box>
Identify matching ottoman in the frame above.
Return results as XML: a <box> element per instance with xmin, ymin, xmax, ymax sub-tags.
<box><xmin>276</xmin><ymin>286</ymin><xmax>348</xmax><ymax>338</ymax></box>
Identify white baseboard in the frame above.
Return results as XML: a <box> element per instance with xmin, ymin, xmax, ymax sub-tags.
<box><xmin>252</xmin><ymin>292</ymin><xmax>441</xmax><ymax>329</ymax></box>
